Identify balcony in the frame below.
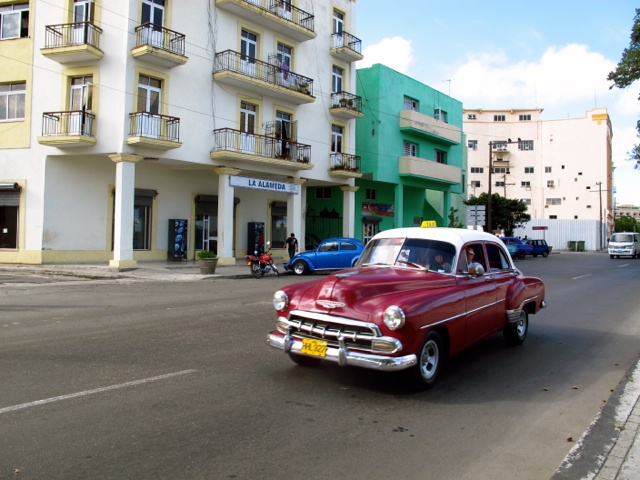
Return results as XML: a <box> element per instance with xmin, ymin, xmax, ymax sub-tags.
<box><xmin>214</xmin><ymin>50</ymin><xmax>315</xmax><ymax>104</ymax></box>
<box><xmin>40</xmin><ymin>23</ymin><xmax>103</xmax><ymax>63</ymax></box>
<box><xmin>37</xmin><ymin>111</ymin><xmax>97</xmax><ymax>147</ymax></box>
<box><xmin>330</xmin><ymin>91</ymin><xmax>364</xmax><ymax>119</ymax></box>
<box><xmin>210</xmin><ymin>128</ymin><xmax>313</xmax><ymax>171</ymax></box>
<box><xmin>399</xmin><ymin>110</ymin><xmax>461</xmax><ymax>145</ymax></box>
<box><xmin>216</xmin><ymin>0</ymin><xmax>315</xmax><ymax>42</ymax></box>
<box><xmin>127</xmin><ymin>112</ymin><xmax>182</xmax><ymax>150</ymax></box>
<box><xmin>330</xmin><ymin>31</ymin><xmax>363</xmax><ymax>62</ymax></box>
<box><xmin>131</xmin><ymin>23</ymin><xmax>187</xmax><ymax>68</ymax></box>
<box><xmin>398</xmin><ymin>156</ymin><xmax>461</xmax><ymax>184</ymax></box>
<box><xmin>328</xmin><ymin>153</ymin><xmax>362</xmax><ymax>178</ymax></box>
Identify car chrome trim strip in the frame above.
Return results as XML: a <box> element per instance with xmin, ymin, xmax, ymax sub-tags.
<box><xmin>419</xmin><ymin>299</ymin><xmax>505</xmax><ymax>330</ymax></box>
<box><xmin>267</xmin><ymin>333</ymin><xmax>417</xmax><ymax>371</ymax></box>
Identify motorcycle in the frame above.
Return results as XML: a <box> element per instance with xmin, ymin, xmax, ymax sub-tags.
<box><xmin>245</xmin><ymin>241</ymin><xmax>280</xmax><ymax>278</ymax></box>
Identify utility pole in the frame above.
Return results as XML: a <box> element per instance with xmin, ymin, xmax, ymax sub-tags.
<box><xmin>487</xmin><ymin>141</ymin><xmax>493</xmax><ymax>233</ymax></box>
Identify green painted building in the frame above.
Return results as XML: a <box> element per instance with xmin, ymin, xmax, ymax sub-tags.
<box><xmin>355</xmin><ymin>64</ymin><xmax>467</xmax><ymax>241</ymax></box>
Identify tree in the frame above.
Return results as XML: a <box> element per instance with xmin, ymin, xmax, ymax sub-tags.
<box><xmin>465</xmin><ymin>193</ymin><xmax>530</xmax><ymax>236</ymax></box>
<box><xmin>447</xmin><ymin>207</ymin><xmax>465</xmax><ymax>228</ymax></box>
<box><xmin>615</xmin><ymin>215</ymin><xmax>639</xmax><ymax>233</ymax></box>
<box><xmin>608</xmin><ymin>8</ymin><xmax>640</xmax><ymax>168</ymax></box>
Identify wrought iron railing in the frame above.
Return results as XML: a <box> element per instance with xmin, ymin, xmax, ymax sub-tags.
<box><xmin>214</xmin><ymin>50</ymin><xmax>314</xmax><ymax>96</ymax></box>
<box><xmin>258</xmin><ymin>0</ymin><xmax>315</xmax><ymax>33</ymax></box>
<box><xmin>134</xmin><ymin>23</ymin><xmax>185</xmax><ymax>57</ymax></box>
<box><xmin>43</xmin><ymin>22</ymin><xmax>102</xmax><ymax>49</ymax></box>
<box><xmin>329</xmin><ymin>153</ymin><xmax>361</xmax><ymax>172</ymax></box>
<box><xmin>41</xmin><ymin>111</ymin><xmax>95</xmax><ymax>137</ymax></box>
<box><xmin>212</xmin><ymin>128</ymin><xmax>311</xmax><ymax>163</ymax></box>
<box><xmin>331</xmin><ymin>30</ymin><xmax>362</xmax><ymax>54</ymax></box>
<box><xmin>129</xmin><ymin>112</ymin><xmax>180</xmax><ymax>142</ymax></box>
<box><xmin>330</xmin><ymin>91</ymin><xmax>363</xmax><ymax>112</ymax></box>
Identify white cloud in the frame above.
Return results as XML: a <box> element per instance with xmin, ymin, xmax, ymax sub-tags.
<box><xmin>357</xmin><ymin>36</ymin><xmax>415</xmax><ymax>73</ymax></box>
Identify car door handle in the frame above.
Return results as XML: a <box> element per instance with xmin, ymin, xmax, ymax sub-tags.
<box><xmin>484</xmin><ymin>275</ymin><xmax>494</xmax><ymax>281</ymax></box>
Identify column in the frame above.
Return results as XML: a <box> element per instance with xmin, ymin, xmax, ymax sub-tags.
<box><xmin>214</xmin><ymin>167</ymin><xmax>241</xmax><ymax>266</ymax></box>
<box><xmin>286</xmin><ymin>177</ymin><xmax>307</xmax><ymax>248</ymax></box>
<box><xmin>109</xmin><ymin>153</ymin><xmax>142</xmax><ymax>271</ymax></box>
<box><xmin>340</xmin><ymin>184</ymin><xmax>359</xmax><ymax>238</ymax></box>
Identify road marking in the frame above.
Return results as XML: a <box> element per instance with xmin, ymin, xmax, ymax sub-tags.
<box><xmin>0</xmin><ymin>369</ymin><xmax>197</xmax><ymax>414</ymax></box>
<box><xmin>572</xmin><ymin>274</ymin><xmax>592</xmax><ymax>280</ymax></box>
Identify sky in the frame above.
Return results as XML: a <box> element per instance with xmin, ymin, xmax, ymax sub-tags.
<box><xmin>355</xmin><ymin>0</ymin><xmax>639</xmax><ymax>206</ymax></box>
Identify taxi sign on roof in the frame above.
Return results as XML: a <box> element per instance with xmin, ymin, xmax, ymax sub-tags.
<box><xmin>421</xmin><ymin>221</ymin><xmax>437</xmax><ymax>228</ymax></box>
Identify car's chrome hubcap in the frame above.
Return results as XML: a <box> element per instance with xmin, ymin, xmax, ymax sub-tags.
<box><xmin>420</xmin><ymin>339</ymin><xmax>439</xmax><ymax>379</ymax></box>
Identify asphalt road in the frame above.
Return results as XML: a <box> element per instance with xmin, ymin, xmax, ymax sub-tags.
<box><xmin>1</xmin><ymin>253</ymin><xmax>639</xmax><ymax>480</ymax></box>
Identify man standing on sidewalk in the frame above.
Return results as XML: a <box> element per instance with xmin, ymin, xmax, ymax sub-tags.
<box><xmin>285</xmin><ymin>233</ymin><xmax>298</xmax><ymax>260</ymax></box>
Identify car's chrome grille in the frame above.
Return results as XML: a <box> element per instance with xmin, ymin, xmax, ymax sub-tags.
<box><xmin>287</xmin><ymin>314</ymin><xmax>378</xmax><ymax>350</ymax></box>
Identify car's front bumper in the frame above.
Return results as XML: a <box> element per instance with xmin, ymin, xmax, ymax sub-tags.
<box><xmin>267</xmin><ymin>333</ymin><xmax>417</xmax><ymax>371</ymax></box>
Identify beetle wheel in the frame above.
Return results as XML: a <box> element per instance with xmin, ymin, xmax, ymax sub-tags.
<box><xmin>504</xmin><ymin>310</ymin><xmax>528</xmax><ymax>346</ymax></box>
<box><xmin>405</xmin><ymin>331</ymin><xmax>443</xmax><ymax>390</ymax></box>
<box><xmin>292</xmin><ymin>260</ymin><xmax>308</xmax><ymax>275</ymax></box>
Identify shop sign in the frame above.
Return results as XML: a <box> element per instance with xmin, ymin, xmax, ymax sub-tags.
<box><xmin>230</xmin><ymin>175</ymin><xmax>300</xmax><ymax>194</ymax></box>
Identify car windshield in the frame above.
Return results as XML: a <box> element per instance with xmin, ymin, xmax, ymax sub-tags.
<box><xmin>610</xmin><ymin>234</ymin><xmax>634</xmax><ymax>243</ymax></box>
<box><xmin>358</xmin><ymin>237</ymin><xmax>456</xmax><ymax>272</ymax></box>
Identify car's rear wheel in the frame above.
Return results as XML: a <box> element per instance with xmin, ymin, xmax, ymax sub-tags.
<box><xmin>292</xmin><ymin>260</ymin><xmax>308</xmax><ymax>275</ymax></box>
<box><xmin>542</xmin><ymin>251</ymin><xmax>549</xmax><ymax>258</ymax></box>
<box><xmin>405</xmin><ymin>331</ymin><xmax>443</xmax><ymax>390</ymax></box>
<box><xmin>517</xmin><ymin>251</ymin><xmax>526</xmax><ymax>260</ymax></box>
<box><xmin>504</xmin><ymin>310</ymin><xmax>528</xmax><ymax>346</ymax></box>
<box><xmin>289</xmin><ymin>353</ymin><xmax>321</xmax><ymax>367</ymax></box>
<box><xmin>533</xmin><ymin>254</ymin><xmax>538</xmax><ymax>257</ymax></box>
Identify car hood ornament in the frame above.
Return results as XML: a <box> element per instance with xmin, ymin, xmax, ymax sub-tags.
<box><xmin>316</xmin><ymin>300</ymin><xmax>346</xmax><ymax>309</ymax></box>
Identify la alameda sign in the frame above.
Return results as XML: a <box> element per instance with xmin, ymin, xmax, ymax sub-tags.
<box><xmin>229</xmin><ymin>175</ymin><xmax>300</xmax><ymax>194</ymax></box>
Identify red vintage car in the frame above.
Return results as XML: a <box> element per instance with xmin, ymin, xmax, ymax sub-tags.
<box><xmin>267</xmin><ymin>226</ymin><xmax>547</xmax><ymax>389</ymax></box>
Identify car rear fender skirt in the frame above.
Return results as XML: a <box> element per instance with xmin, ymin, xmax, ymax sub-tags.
<box><xmin>506</xmin><ymin>295</ymin><xmax>545</xmax><ymax>324</ymax></box>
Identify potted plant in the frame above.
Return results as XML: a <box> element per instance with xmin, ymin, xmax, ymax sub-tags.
<box><xmin>196</xmin><ymin>250</ymin><xmax>218</xmax><ymax>274</ymax></box>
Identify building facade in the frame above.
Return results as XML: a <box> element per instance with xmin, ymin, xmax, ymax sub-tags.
<box><xmin>0</xmin><ymin>0</ymin><xmax>363</xmax><ymax>267</ymax></box>
<box><xmin>355</xmin><ymin>64</ymin><xmax>466</xmax><ymax>241</ymax></box>
<box><xmin>464</xmin><ymin>108</ymin><xmax>613</xmax><ymax>245</ymax></box>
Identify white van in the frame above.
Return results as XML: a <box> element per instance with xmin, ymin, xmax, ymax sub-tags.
<box><xmin>608</xmin><ymin>232</ymin><xmax>640</xmax><ymax>259</ymax></box>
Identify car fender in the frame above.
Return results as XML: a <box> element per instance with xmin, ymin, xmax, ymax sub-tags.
<box><xmin>505</xmin><ymin>276</ymin><xmax>545</xmax><ymax>316</ymax></box>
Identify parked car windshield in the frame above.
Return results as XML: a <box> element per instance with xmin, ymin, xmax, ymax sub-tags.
<box><xmin>358</xmin><ymin>237</ymin><xmax>456</xmax><ymax>271</ymax></box>
<box><xmin>610</xmin><ymin>234</ymin><xmax>634</xmax><ymax>243</ymax></box>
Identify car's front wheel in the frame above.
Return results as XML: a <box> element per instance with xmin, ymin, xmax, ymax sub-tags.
<box><xmin>504</xmin><ymin>310</ymin><xmax>528</xmax><ymax>346</ymax></box>
<box><xmin>292</xmin><ymin>260</ymin><xmax>308</xmax><ymax>275</ymax></box>
<box><xmin>405</xmin><ymin>331</ymin><xmax>443</xmax><ymax>390</ymax></box>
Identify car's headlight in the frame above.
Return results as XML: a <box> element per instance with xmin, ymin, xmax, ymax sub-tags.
<box><xmin>383</xmin><ymin>305</ymin><xmax>406</xmax><ymax>330</ymax></box>
<box><xmin>273</xmin><ymin>290</ymin><xmax>289</xmax><ymax>312</ymax></box>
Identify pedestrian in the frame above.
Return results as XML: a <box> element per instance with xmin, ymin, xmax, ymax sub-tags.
<box><xmin>285</xmin><ymin>233</ymin><xmax>298</xmax><ymax>260</ymax></box>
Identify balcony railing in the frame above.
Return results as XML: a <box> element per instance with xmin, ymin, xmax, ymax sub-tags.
<box><xmin>214</xmin><ymin>50</ymin><xmax>314</xmax><ymax>96</ymax></box>
<box><xmin>330</xmin><ymin>91</ymin><xmax>364</xmax><ymax>114</ymax></box>
<box><xmin>43</xmin><ymin>22</ymin><xmax>102</xmax><ymax>49</ymax></box>
<box><xmin>329</xmin><ymin>152</ymin><xmax>361</xmax><ymax>172</ymax></box>
<box><xmin>129</xmin><ymin>112</ymin><xmax>180</xmax><ymax>143</ymax></box>
<box><xmin>212</xmin><ymin>128</ymin><xmax>311</xmax><ymax>163</ymax></box>
<box><xmin>134</xmin><ymin>23</ymin><xmax>185</xmax><ymax>56</ymax></box>
<box><xmin>41</xmin><ymin>111</ymin><xmax>95</xmax><ymax>137</ymax></box>
<box><xmin>331</xmin><ymin>31</ymin><xmax>362</xmax><ymax>54</ymax></box>
<box><xmin>266</xmin><ymin>0</ymin><xmax>314</xmax><ymax>31</ymax></box>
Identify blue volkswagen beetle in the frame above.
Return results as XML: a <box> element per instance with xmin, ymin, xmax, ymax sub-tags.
<box><xmin>284</xmin><ymin>237</ymin><xmax>365</xmax><ymax>275</ymax></box>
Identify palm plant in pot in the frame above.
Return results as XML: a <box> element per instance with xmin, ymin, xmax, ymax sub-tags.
<box><xmin>196</xmin><ymin>250</ymin><xmax>218</xmax><ymax>274</ymax></box>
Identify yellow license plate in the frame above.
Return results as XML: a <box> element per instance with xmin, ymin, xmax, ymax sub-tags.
<box><xmin>300</xmin><ymin>338</ymin><xmax>327</xmax><ymax>357</ymax></box>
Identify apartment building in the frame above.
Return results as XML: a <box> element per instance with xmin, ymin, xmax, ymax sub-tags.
<box><xmin>615</xmin><ymin>204</ymin><xmax>640</xmax><ymax>220</ymax></box>
<box><xmin>464</xmin><ymin>108</ymin><xmax>613</xmax><ymax>229</ymax></box>
<box><xmin>355</xmin><ymin>64</ymin><xmax>466</xmax><ymax>240</ymax></box>
<box><xmin>0</xmin><ymin>0</ymin><xmax>363</xmax><ymax>267</ymax></box>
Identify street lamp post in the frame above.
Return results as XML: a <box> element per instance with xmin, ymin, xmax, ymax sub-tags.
<box><xmin>587</xmin><ymin>182</ymin><xmax>611</xmax><ymax>250</ymax></box>
<box><xmin>486</xmin><ymin>139</ymin><xmax>520</xmax><ymax>234</ymax></box>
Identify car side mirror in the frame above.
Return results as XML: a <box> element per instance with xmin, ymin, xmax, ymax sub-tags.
<box><xmin>469</xmin><ymin>265</ymin><xmax>485</xmax><ymax>276</ymax></box>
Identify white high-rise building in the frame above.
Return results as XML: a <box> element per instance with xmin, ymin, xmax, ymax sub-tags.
<box><xmin>464</xmin><ymin>107</ymin><xmax>613</xmax><ymax>239</ymax></box>
<box><xmin>0</xmin><ymin>0</ymin><xmax>363</xmax><ymax>267</ymax></box>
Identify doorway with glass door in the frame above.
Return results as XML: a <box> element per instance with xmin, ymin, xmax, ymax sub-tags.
<box><xmin>69</xmin><ymin>76</ymin><xmax>92</xmax><ymax>136</ymax></box>
<box><xmin>72</xmin><ymin>0</ymin><xmax>95</xmax><ymax>45</ymax></box>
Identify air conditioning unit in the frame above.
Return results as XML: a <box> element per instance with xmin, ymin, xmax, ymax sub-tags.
<box><xmin>545</xmin><ymin>205</ymin><xmax>549</xmax><ymax>208</ymax></box>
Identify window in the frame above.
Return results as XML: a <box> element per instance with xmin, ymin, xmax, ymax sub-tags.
<box><xmin>470</xmin><ymin>167</ymin><xmax>484</xmax><ymax>174</ymax></box>
<box><xmin>494</xmin><ymin>115</ymin><xmax>505</xmax><ymax>122</ymax></box>
<box><xmin>142</xmin><ymin>0</ymin><xmax>164</xmax><ymax>26</ymax></box>
<box><xmin>521</xmin><ymin>181</ymin><xmax>531</xmax><ymax>187</ymax></box>
<box><xmin>547</xmin><ymin>180</ymin><xmax>555</xmax><ymax>188</ymax></box>
<box><xmin>545</xmin><ymin>166</ymin><xmax>552</xmax><ymax>173</ymax></box>
<box><xmin>404</xmin><ymin>96</ymin><xmax>418</xmax><ymax>111</ymax></box>
<box><xmin>132</xmin><ymin>190</ymin><xmax>157</xmax><ymax>250</ymax></box>
<box><xmin>275</xmin><ymin>110</ymin><xmax>293</xmax><ymax>158</ymax></box>
<box><xmin>435</xmin><ymin>149</ymin><xmax>447</xmax><ymax>164</ymax></box>
<box><xmin>366</xmin><ymin>187</ymin><xmax>376</xmax><ymax>200</ymax></box>
<box><xmin>315</xmin><ymin>187</ymin><xmax>332</xmax><ymax>199</ymax></box>
<box><xmin>470</xmin><ymin>180</ymin><xmax>481</xmax><ymax>188</ymax></box>
<box><xmin>0</xmin><ymin>3</ymin><xmax>29</xmax><ymax>40</ymax></box>
<box><xmin>240</xmin><ymin>29</ymin><xmax>258</xmax><ymax>76</ymax></box>
<box><xmin>240</xmin><ymin>101</ymin><xmax>257</xmax><ymax>153</ymax></box>
<box><xmin>332</xmin><ymin>65</ymin><xmax>343</xmax><ymax>101</ymax></box>
<box><xmin>467</xmin><ymin>113</ymin><xmax>476</xmax><ymax>120</ymax></box>
<box><xmin>546</xmin><ymin>198</ymin><xmax>561</xmax><ymax>205</ymax></box>
<box><xmin>403</xmin><ymin>141</ymin><xmax>417</xmax><ymax>157</ymax></box>
<box><xmin>549</xmin><ymin>215</ymin><xmax>557</xmax><ymax>219</ymax></box>
<box><xmin>495</xmin><ymin>181</ymin><xmax>505</xmax><ymax>187</ymax></box>
<box><xmin>332</xmin><ymin>8</ymin><xmax>344</xmax><ymax>34</ymax></box>
<box><xmin>434</xmin><ymin>108</ymin><xmax>447</xmax><ymax>123</ymax></box>
<box><xmin>468</xmin><ymin>140</ymin><xmax>477</xmax><ymax>150</ymax></box>
<box><xmin>519</xmin><ymin>114</ymin><xmax>531</xmax><ymax>121</ymax></box>
<box><xmin>522</xmin><ymin>198</ymin><xmax>531</xmax><ymax>205</ymax></box>
<box><xmin>331</xmin><ymin>124</ymin><xmax>343</xmax><ymax>154</ymax></box>
<box><xmin>277</xmin><ymin>42</ymin><xmax>292</xmax><ymax>69</ymax></box>
<box><xmin>493</xmin><ymin>141</ymin><xmax>507</xmax><ymax>151</ymax></box>
<box><xmin>519</xmin><ymin>140</ymin><xmax>534</xmax><ymax>151</ymax></box>
<box><xmin>493</xmin><ymin>167</ymin><xmax>509</xmax><ymax>174</ymax></box>
<box><xmin>0</xmin><ymin>82</ymin><xmax>25</xmax><ymax>121</ymax></box>
<box><xmin>524</xmin><ymin>167</ymin><xmax>534</xmax><ymax>174</ymax></box>
<box><xmin>69</xmin><ymin>76</ymin><xmax>93</xmax><ymax>135</ymax></box>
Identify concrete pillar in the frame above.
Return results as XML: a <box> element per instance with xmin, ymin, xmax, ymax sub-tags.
<box><xmin>214</xmin><ymin>167</ymin><xmax>241</xmax><ymax>266</ymax></box>
<box><xmin>340</xmin><ymin>185</ymin><xmax>359</xmax><ymax>238</ymax></box>
<box><xmin>109</xmin><ymin>153</ymin><xmax>142</xmax><ymax>271</ymax></box>
<box><xmin>285</xmin><ymin>177</ymin><xmax>306</xmax><ymax>247</ymax></box>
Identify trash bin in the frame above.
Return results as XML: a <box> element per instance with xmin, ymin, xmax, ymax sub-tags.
<box><xmin>577</xmin><ymin>240</ymin><xmax>585</xmax><ymax>252</ymax></box>
<box><xmin>567</xmin><ymin>240</ymin><xmax>577</xmax><ymax>251</ymax></box>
